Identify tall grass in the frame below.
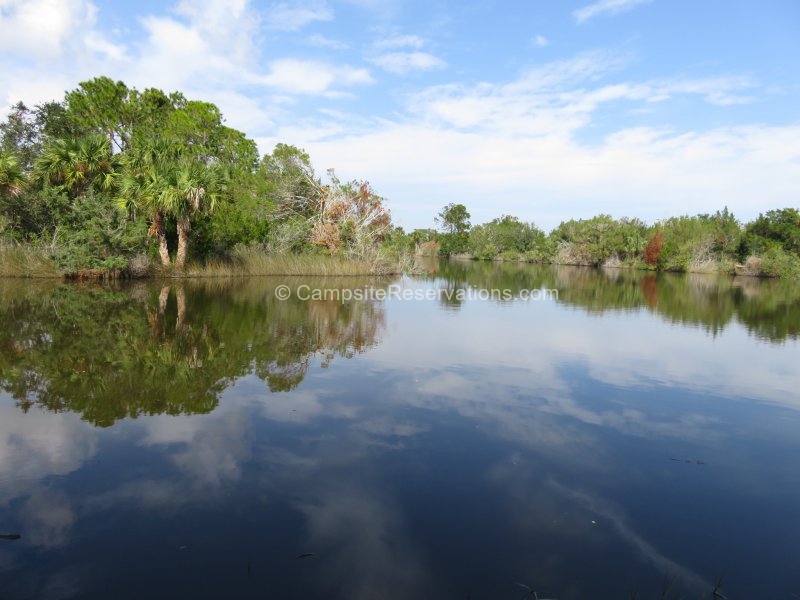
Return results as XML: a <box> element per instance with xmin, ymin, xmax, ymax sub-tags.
<box><xmin>0</xmin><ymin>243</ymin><xmax>61</xmax><ymax>278</ymax></box>
<box><xmin>166</xmin><ymin>246</ymin><xmax>405</xmax><ymax>278</ymax></box>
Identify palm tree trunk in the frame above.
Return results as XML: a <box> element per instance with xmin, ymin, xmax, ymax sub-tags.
<box><xmin>148</xmin><ymin>286</ymin><xmax>170</xmax><ymax>336</ymax></box>
<box><xmin>176</xmin><ymin>215</ymin><xmax>191</xmax><ymax>269</ymax></box>
<box><xmin>175</xmin><ymin>285</ymin><xmax>187</xmax><ymax>331</ymax></box>
<box><xmin>149</xmin><ymin>210</ymin><xmax>170</xmax><ymax>266</ymax></box>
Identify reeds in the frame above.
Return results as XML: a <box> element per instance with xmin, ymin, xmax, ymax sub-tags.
<box><xmin>0</xmin><ymin>243</ymin><xmax>61</xmax><ymax>278</ymax></box>
<box><xmin>164</xmin><ymin>246</ymin><xmax>405</xmax><ymax>278</ymax></box>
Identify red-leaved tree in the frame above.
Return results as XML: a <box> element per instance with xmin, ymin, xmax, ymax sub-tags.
<box><xmin>644</xmin><ymin>230</ymin><xmax>664</xmax><ymax>266</ymax></box>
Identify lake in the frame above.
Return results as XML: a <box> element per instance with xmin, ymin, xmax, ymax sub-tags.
<box><xmin>1</xmin><ymin>261</ymin><xmax>799</xmax><ymax>599</ymax></box>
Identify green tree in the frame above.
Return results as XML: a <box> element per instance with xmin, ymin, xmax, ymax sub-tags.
<box><xmin>742</xmin><ymin>208</ymin><xmax>800</xmax><ymax>257</ymax></box>
<box><xmin>435</xmin><ymin>203</ymin><xmax>471</xmax><ymax>255</ymax></box>
<box><xmin>65</xmin><ymin>77</ymin><xmax>139</xmax><ymax>151</ymax></box>
<box><xmin>0</xmin><ymin>152</ymin><xmax>25</xmax><ymax>199</ymax></box>
<box><xmin>164</xmin><ymin>101</ymin><xmax>259</xmax><ymax>172</ymax></box>
<box><xmin>117</xmin><ymin>142</ymin><xmax>173</xmax><ymax>265</ymax></box>
<box><xmin>35</xmin><ymin>135</ymin><xmax>121</xmax><ymax>197</ymax></box>
<box><xmin>160</xmin><ymin>161</ymin><xmax>228</xmax><ymax>268</ymax></box>
<box><xmin>436</xmin><ymin>203</ymin><xmax>471</xmax><ymax>235</ymax></box>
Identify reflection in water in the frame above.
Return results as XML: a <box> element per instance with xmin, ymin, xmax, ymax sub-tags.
<box><xmin>0</xmin><ymin>279</ymin><xmax>387</xmax><ymax>426</ymax></box>
<box><xmin>0</xmin><ymin>265</ymin><xmax>799</xmax><ymax>599</ymax></box>
<box><xmin>425</xmin><ymin>259</ymin><xmax>800</xmax><ymax>341</ymax></box>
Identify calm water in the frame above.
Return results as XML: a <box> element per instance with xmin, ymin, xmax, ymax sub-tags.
<box><xmin>1</xmin><ymin>262</ymin><xmax>799</xmax><ymax>599</ymax></box>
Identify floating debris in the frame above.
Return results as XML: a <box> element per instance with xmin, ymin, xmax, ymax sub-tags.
<box><xmin>0</xmin><ymin>534</ymin><xmax>21</xmax><ymax>541</ymax></box>
<box><xmin>296</xmin><ymin>553</ymin><xmax>314</xmax><ymax>559</ymax></box>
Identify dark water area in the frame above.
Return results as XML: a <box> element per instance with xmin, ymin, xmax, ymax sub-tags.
<box><xmin>1</xmin><ymin>262</ymin><xmax>799</xmax><ymax>599</ymax></box>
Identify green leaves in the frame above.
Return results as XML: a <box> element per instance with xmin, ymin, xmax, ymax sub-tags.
<box><xmin>35</xmin><ymin>135</ymin><xmax>121</xmax><ymax>197</ymax></box>
<box><xmin>0</xmin><ymin>151</ymin><xmax>25</xmax><ymax>198</ymax></box>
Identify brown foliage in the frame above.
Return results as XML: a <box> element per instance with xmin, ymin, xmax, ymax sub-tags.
<box><xmin>310</xmin><ymin>221</ymin><xmax>342</xmax><ymax>252</ymax></box>
<box><xmin>639</xmin><ymin>274</ymin><xmax>659</xmax><ymax>307</ymax></box>
<box><xmin>644</xmin><ymin>230</ymin><xmax>664</xmax><ymax>266</ymax></box>
<box><xmin>309</xmin><ymin>176</ymin><xmax>391</xmax><ymax>253</ymax></box>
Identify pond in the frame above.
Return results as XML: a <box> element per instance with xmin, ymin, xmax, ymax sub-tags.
<box><xmin>1</xmin><ymin>262</ymin><xmax>799</xmax><ymax>599</ymax></box>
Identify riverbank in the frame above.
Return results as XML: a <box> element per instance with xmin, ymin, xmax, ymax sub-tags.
<box><xmin>0</xmin><ymin>244</ymin><xmax>407</xmax><ymax>280</ymax></box>
<box><xmin>442</xmin><ymin>251</ymin><xmax>797</xmax><ymax>279</ymax></box>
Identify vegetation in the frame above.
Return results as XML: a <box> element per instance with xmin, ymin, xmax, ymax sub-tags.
<box><xmin>0</xmin><ymin>78</ymin><xmax>397</xmax><ymax>278</ymax></box>
<box><xmin>176</xmin><ymin>245</ymin><xmax>403</xmax><ymax>277</ymax></box>
<box><xmin>435</xmin><ymin>202</ymin><xmax>471</xmax><ymax>255</ymax></box>
<box><xmin>414</xmin><ymin>205</ymin><xmax>800</xmax><ymax>278</ymax></box>
<box><xmin>420</xmin><ymin>259</ymin><xmax>800</xmax><ymax>341</ymax></box>
<box><xmin>2</xmin><ymin>77</ymin><xmax>797</xmax><ymax>279</ymax></box>
<box><xmin>0</xmin><ymin>278</ymin><xmax>388</xmax><ymax>425</ymax></box>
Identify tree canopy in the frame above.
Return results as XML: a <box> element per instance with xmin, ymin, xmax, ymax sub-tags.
<box><xmin>0</xmin><ymin>77</ymin><xmax>392</xmax><ymax>274</ymax></box>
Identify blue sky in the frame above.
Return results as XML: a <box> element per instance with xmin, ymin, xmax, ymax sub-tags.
<box><xmin>1</xmin><ymin>0</ymin><xmax>799</xmax><ymax>230</ymax></box>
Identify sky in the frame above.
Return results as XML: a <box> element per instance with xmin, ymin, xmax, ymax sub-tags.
<box><xmin>0</xmin><ymin>0</ymin><xmax>799</xmax><ymax>230</ymax></box>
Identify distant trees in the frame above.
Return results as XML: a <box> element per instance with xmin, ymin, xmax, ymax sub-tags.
<box><xmin>741</xmin><ymin>208</ymin><xmax>800</xmax><ymax>257</ymax></box>
<box><xmin>435</xmin><ymin>203</ymin><xmax>471</xmax><ymax>255</ymax></box>
<box><xmin>415</xmin><ymin>204</ymin><xmax>800</xmax><ymax>278</ymax></box>
<box><xmin>469</xmin><ymin>216</ymin><xmax>548</xmax><ymax>261</ymax></box>
<box><xmin>436</xmin><ymin>203</ymin><xmax>471</xmax><ymax>235</ymax></box>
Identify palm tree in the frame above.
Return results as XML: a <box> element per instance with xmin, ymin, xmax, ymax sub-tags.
<box><xmin>36</xmin><ymin>135</ymin><xmax>120</xmax><ymax>196</ymax></box>
<box><xmin>160</xmin><ymin>161</ymin><xmax>226</xmax><ymax>268</ymax></box>
<box><xmin>117</xmin><ymin>143</ymin><xmax>172</xmax><ymax>266</ymax></box>
<box><xmin>0</xmin><ymin>152</ymin><xmax>26</xmax><ymax>198</ymax></box>
<box><xmin>117</xmin><ymin>138</ymin><xmax>227</xmax><ymax>268</ymax></box>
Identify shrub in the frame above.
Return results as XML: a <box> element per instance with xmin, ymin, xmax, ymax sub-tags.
<box><xmin>759</xmin><ymin>246</ymin><xmax>800</xmax><ymax>279</ymax></box>
<box><xmin>644</xmin><ymin>230</ymin><xmax>664</xmax><ymax>266</ymax></box>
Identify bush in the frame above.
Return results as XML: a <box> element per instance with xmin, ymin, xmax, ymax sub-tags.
<box><xmin>469</xmin><ymin>216</ymin><xmax>547</xmax><ymax>260</ymax></box>
<box><xmin>549</xmin><ymin>215</ymin><xmax>647</xmax><ymax>266</ymax></box>
<box><xmin>758</xmin><ymin>245</ymin><xmax>800</xmax><ymax>279</ymax></box>
<box><xmin>52</xmin><ymin>191</ymin><xmax>148</xmax><ymax>272</ymax></box>
<box><xmin>644</xmin><ymin>230</ymin><xmax>664</xmax><ymax>266</ymax></box>
<box><xmin>657</xmin><ymin>210</ymin><xmax>741</xmax><ymax>272</ymax></box>
<box><xmin>740</xmin><ymin>208</ymin><xmax>800</xmax><ymax>259</ymax></box>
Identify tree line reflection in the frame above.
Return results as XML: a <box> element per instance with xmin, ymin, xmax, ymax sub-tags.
<box><xmin>425</xmin><ymin>259</ymin><xmax>800</xmax><ymax>341</ymax></box>
<box><xmin>0</xmin><ymin>278</ymin><xmax>387</xmax><ymax>426</ymax></box>
<box><xmin>2</xmin><ymin>261</ymin><xmax>797</xmax><ymax>426</ymax></box>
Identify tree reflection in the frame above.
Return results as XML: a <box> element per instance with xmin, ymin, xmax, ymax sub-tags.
<box><xmin>419</xmin><ymin>260</ymin><xmax>800</xmax><ymax>341</ymax></box>
<box><xmin>0</xmin><ymin>278</ymin><xmax>387</xmax><ymax>425</ymax></box>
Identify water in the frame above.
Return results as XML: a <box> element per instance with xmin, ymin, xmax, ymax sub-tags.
<box><xmin>1</xmin><ymin>262</ymin><xmax>799</xmax><ymax>599</ymax></box>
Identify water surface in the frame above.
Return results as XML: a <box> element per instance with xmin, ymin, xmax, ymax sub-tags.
<box><xmin>1</xmin><ymin>263</ymin><xmax>799</xmax><ymax>599</ymax></box>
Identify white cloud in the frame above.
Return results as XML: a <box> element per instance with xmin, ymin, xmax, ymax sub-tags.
<box><xmin>574</xmin><ymin>0</ymin><xmax>652</xmax><ymax>24</ymax></box>
<box><xmin>297</xmin><ymin>121</ymin><xmax>800</xmax><ymax>229</ymax></box>
<box><xmin>307</xmin><ymin>33</ymin><xmax>350</xmax><ymax>49</ymax></box>
<box><xmin>0</xmin><ymin>0</ymin><xmax>370</xmax><ymax>139</ymax></box>
<box><xmin>0</xmin><ymin>0</ymin><xmax>101</xmax><ymax>60</ymax></box>
<box><xmin>374</xmin><ymin>34</ymin><xmax>425</xmax><ymax>50</ymax></box>
<box><xmin>264</xmin><ymin>1</ymin><xmax>332</xmax><ymax>30</ymax></box>
<box><xmin>0</xmin><ymin>0</ymin><xmax>128</xmax><ymax>110</ymax></box>
<box><xmin>259</xmin><ymin>59</ymin><xmax>373</xmax><ymax>94</ymax></box>
<box><xmin>533</xmin><ymin>34</ymin><xmax>549</xmax><ymax>47</ymax></box>
<box><xmin>271</xmin><ymin>53</ymin><xmax>795</xmax><ymax>228</ymax></box>
<box><xmin>369</xmin><ymin>52</ymin><xmax>446</xmax><ymax>75</ymax></box>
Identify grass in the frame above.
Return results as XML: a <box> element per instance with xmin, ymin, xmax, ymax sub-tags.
<box><xmin>0</xmin><ymin>243</ymin><xmax>61</xmax><ymax>278</ymax></box>
<box><xmin>0</xmin><ymin>242</ymin><xmax>410</xmax><ymax>280</ymax></box>
<box><xmin>162</xmin><ymin>246</ymin><xmax>407</xmax><ymax>278</ymax></box>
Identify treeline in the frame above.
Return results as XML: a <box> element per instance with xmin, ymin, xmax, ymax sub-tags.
<box><xmin>0</xmin><ymin>77</ymin><xmax>391</xmax><ymax>277</ymax></box>
<box><xmin>387</xmin><ymin>203</ymin><xmax>800</xmax><ymax>278</ymax></box>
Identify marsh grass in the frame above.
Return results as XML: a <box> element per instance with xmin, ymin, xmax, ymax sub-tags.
<box><xmin>163</xmin><ymin>246</ymin><xmax>405</xmax><ymax>278</ymax></box>
<box><xmin>0</xmin><ymin>243</ymin><xmax>61</xmax><ymax>278</ymax></box>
